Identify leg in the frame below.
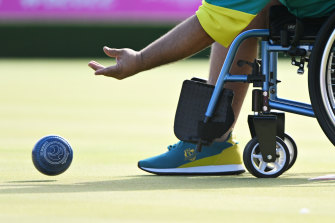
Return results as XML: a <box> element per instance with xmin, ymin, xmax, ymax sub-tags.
<box><xmin>209</xmin><ymin>41</ymin><xmax>257</xmax><ymax>140</ymax></box>
<box><xmin>208</xmin><ymin>0</ymin><xmax>280</xmax><ymax>141</ymax></box>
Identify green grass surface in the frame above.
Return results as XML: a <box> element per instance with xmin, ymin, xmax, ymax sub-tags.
<box><xmin>0</xmin><ymin>59</ymin><xmax>335</xmax><ymax>222</ymax></box>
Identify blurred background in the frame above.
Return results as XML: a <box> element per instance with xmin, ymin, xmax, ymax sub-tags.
<box><xmin>2</xmin><ymin>1</ymin><xmax>335</xmax><ymax>222</ymax></box>
<box><xmin>0</xmin><ymin>0</ymin><xmax>209</xmax><ymax>58</ymax></box>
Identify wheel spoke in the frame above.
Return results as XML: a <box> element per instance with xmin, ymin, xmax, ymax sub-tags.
<box><xmin>259</xmin><ymin>161</ymin><xmax>267</xmax><ymax>172</ymax></box>
<box><xmin>252</xmin><ymin>154</ymin><xmax>263</xmax><ymax>160</ymax></box>
<box><xmin>276</xmin><ymin>148</ymin><xmax>281</xmax><ymax>156</ymax></box>
<box><xmin>274</xmin><ymin>162</ymin><xmax>281</xmax><ymax>171</ymax></box>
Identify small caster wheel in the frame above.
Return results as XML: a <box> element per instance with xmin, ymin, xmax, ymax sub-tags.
<box><xmin>243</xmin><ymin>136</ymin><xmax>290</xmax><ymax>178</ymax></box>
<box><xmin>283</xmin><ymin>133</ymin><xmax>297</xmax><ymax>171</ymax></box>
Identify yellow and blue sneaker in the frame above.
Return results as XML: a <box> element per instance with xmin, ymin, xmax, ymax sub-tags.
<box><xmin>138</xmin><ymin>135</ymin><xmax>245</xmax><ymax>175</ymax></box>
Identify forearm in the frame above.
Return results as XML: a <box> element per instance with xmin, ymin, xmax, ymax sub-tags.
<box><xmin>139</xmin><ymin>15</ymin><xmax>214</xmax><ymax>71</ymax></box>
<box><xmin>88</xmin><ymin>15</ymin><xmax>214</xmax><ymax>79</ymax></box>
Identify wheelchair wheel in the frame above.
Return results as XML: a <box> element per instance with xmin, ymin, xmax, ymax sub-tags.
<box><xmin>309</xmin><ymin>12</ymin><xmax>335</xmax><ymax>146</ymax></box>
<box><xmin>283</xmin><ymin>133</ymin><xmax>297</xmax><ymax>171</ymax></box>
<box><xmin>243</xmin><ymin>137</ymin><xmax>290</xmax><ymax>178</ymax></box>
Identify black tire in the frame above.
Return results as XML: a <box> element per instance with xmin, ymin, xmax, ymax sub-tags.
<box><xmin>309</xmin><ymin>12</ymin><xmax>335</xmax><ymax>146</ymax></box>
<box><xmin>243</xmin><ymin>137</ymin><xmax>290</xmax><ymax>178</ymax></box>
<box><xmin>283</xmin><ymin>133</ymin><xmax>298</xmax><ymax>171</ymax></box>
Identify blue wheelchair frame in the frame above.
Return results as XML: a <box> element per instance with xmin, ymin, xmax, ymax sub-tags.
<box><xmin>205</xmin><ymin>29</ymin><xmax>315</xmax><ymax>120</ymax></box>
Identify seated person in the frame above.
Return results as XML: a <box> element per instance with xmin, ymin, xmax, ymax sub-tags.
<box><xmin>89</xmin><ymin>0</ymin><xmax>335</xmax><ymax>175</ymax></box>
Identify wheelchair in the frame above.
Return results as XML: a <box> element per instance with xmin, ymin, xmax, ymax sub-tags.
<box><xmin>173</xmin><ymin>6</ymin><xmax>335</xmax><ymax>178</ymax></box>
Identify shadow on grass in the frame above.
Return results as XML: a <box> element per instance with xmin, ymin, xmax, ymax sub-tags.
<box><xmin>0</xmin><ymin>172</ymin><xmax>334</xmax><ymax>194</ymax></box>
<box><xmin>7</xmin><ymin>180</ymin><xmax>57</xmax><ymax>183</ymax></box>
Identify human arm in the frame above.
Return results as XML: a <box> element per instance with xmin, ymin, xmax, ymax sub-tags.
<box><xmin>88</xmin><ymin>15</ymin><xmax>214</xmax><ymax>79</ymax></box>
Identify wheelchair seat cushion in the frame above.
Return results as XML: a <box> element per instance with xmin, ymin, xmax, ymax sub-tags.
<box><xmin>269</xmin><ymin>5</ymin><xmax>328</xmax><ymax>44</ymax></box>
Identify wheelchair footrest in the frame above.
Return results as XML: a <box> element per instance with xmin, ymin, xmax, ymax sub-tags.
<box><xmin>174</xmin><ymin>78</ymin><xmax>235</xmax><ymax>144</ymax></box>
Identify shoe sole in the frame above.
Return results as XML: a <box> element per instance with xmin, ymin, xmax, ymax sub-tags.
<box><xmin>138</xmin><ymin>164</ymin><xmax>245</xmax><ymax>176</ymax></box>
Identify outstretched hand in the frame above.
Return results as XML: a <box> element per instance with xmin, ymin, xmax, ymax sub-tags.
<box><xmin>88</xmin><ymin>46</ymin><xmax>143</xmax><ymax>80</ymax></box>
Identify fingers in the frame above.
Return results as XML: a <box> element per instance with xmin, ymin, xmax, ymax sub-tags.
<box><xmin>103</xmin><ymin>46</ymin><xmax>122</xmax><ymax>58</ymax></box>
<box><xmin>88</xmin><ymin>61</ymin><xmax>105</xmax><ymax>71</ymax></box>
<box><xmin>88</xmin><ymin>61</ymin><xmax>119</xmax><ymax>77</ymax></box>
<box><xmin>88</xmin><ymin>46</ymin><xmax>125</xmax><ymax>79</ymax></box>
<box><xmin>94</xmin><ymin>65</ymin><xmax>120</xmax><ymax>77</ymax></box>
